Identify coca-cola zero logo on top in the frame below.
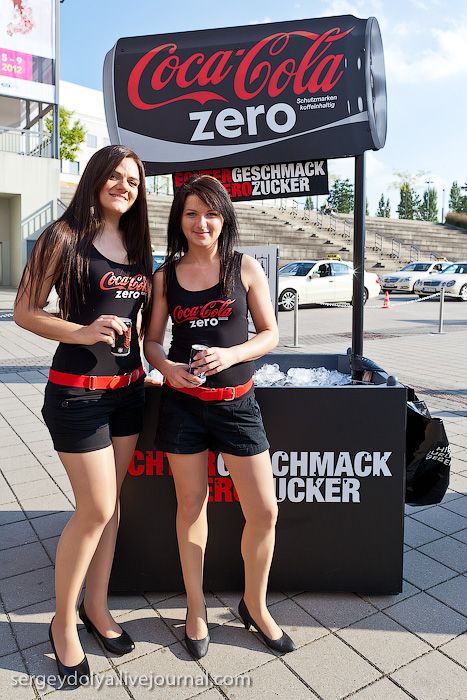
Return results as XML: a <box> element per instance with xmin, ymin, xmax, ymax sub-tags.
<box><xmin>104</xmin><ymin>16</ymin><xmax>387</xmax><ymax>175</ymax></box>
<box><xmin>99</xmin><ymin>272</ymin><xmax>148</xmax><ymax>300</ymax></box>
<box><xmin>173</xmin><ymin>299</ymin><xmax>235</xmax><ymax>329</ymax></box>
<box><xmin>127</xmin><ymin>28</ymin><xmax>352</xmax><ymax>110</ymax></box>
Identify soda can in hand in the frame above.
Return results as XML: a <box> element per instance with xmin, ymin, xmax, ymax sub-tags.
<box><xmin>189</xmin><ymin>344</ymin><xmax>208</xmax><ymax>384</ymax></box>
<box><xmin>111</xmin><ymin>318</ymin><xmax>132</xmax><ymax>356</ymax></box>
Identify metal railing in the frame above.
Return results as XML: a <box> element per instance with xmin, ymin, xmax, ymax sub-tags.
<box><xmin>302</xmin><ymin>207</ymin><xmax>311</xmax><ymax>222</ymax></box>
<box><xmin>57</xmin><ymin>198</ymin><xmax>67</xmax><ymax>217</ymax></box>
<box><xmin>0</xmin><ymin>127</ymin><xmax>52</xmax><ymax>158</ymax></box>
<box><xmin>390</xmin><ymin>239</ymin><xmax>401</xmax><ymax>259</ymax></box>
<box><xmin>343</xmin><ymin>219</ymin><xmax>352</xmax><ymax>241</ymax></box>
<box><xmin>374</xmin><ymin>232</ymin><xmax>384</xmax><ymax>253</ymax></box>
<box><xmin>316</xmin><ymin>209</ymin><xmax>323</xmax><ymax>227</ymax></box>
<box><xmin>409</xmin><ymin>245</ymin><xmax>420</xmax><ymax>261</ymax></box>
<box><xmin>22</xmin><ymin>201</ymin><xmax>54</xmax><ymax>240</ymax></box>
<box><xmin>290</xmin><ymin>200</ymin><xmax>299</xmax><ymax>218</ymax></box>
<box><xmin>329</xmin><ymin>213</ymin><xmax>337</xmax><ymax>233</ymax></box>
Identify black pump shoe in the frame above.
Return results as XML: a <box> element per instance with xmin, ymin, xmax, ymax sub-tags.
<box><xmin>48</xmin><ymin>618</ymin><xmax>90</xmax><ymax>686</ymax></box>
<box><xmin>184</xmin><ymin>606</ymin><xmax>210</xmax><ymax>659</ymax></box>
<box><xmin>78</xmin><ymin>601</ymin><xmax>135</xmax><ymax>655</ymax></box>
<box><xmin>238</xmin><ymin>598</ymin><xmax>295</xmax><ymax>654</ymax></box>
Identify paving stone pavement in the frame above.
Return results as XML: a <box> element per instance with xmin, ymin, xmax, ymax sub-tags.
<box><xmin>0</xmin><ymin>288</ymin><xmax>466</xmax><ymax>699</ymax></box>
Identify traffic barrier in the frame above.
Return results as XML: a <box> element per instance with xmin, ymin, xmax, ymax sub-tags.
<box><xmin>382</xmin><ymin>291</ymin><xmax>390</xmax><ymax>309</ymax></box>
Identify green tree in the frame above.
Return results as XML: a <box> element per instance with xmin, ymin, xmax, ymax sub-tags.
<box><xmin>460</xmin><ymin>183</ymin><xmax>467</xmax><ymax>213</ymax></box>
<box><xmin>397</xmin><ymin>182</ymin><xmax>421</xmax><ymax>220</ymax></box>
<box><xmin>45</xmin><ymin>106</ymin><xmax>86</xmax><ymax>162</ymax></box>
<box><xmin>385</xmin><ymin>198</ymin><xmax>391</xmax><ymax>218</ymax></box>
<box><xmin>419</xmin><ymin>187</ymin><xmax>438</xmax><ymax>222</ymax></box>
<box><xmin>328</xmin><ymin>178</ymin><xmax>354</xmax><ymax>213</ymax></box>
<box><xmin>449</xmin><ymin>181</ymin><xmax>462</xmax><ymax>211</ymax></box>
<box><xmin>304</xmin><ymin>195</ymin><xmax>314</xmax><ymax>211</ymax></box>
<box><xmin>376</xmin><ymin>194</ymin><xmax>386</xmax><ymax>217</ymax></box>
<box><xmin>365</xmin><ymin>197</ymin><xmax>369</xmax><ymax>216</ymax></box>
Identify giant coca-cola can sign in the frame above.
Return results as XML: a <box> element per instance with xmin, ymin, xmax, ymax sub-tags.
<box><xmin>103</xmin><ymin>15</ymin><xmax>387</xmax><ymax>176</ymax></box>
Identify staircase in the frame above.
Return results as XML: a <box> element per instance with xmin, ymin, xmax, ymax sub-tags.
<box><xmin>60</xmin><ymin>183</ymin><xmax>467</xmax><ymax>271</ymax></box>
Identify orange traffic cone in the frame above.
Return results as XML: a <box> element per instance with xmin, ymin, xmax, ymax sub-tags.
<box><xmin>382</xmin><ymin>291</ymin><xmax>390</xmax><ymax>309</ymax></box>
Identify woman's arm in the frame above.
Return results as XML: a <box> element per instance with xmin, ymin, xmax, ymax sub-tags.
<box><xmin>192</xmin><ymin>255</ymin><xmax>279</xmax><ymax>377</ymax></box>
<box><xmin>14</xmin><ymin>248</ymin><xmax>126</xmax><ymax>347</ymax></box>
<box><xmin>143</xmin><ymin>269</ymin><xmax>203</xmax><ymax>388</ymax></box>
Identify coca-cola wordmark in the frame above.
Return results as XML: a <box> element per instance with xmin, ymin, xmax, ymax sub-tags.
<box><xmin>103</xmin><ymin>15</ymin><xmax>387</xmax><ymax>176</ymax></box>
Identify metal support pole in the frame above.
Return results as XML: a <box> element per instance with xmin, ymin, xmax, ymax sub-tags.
<box><xmin>438</xmin><ymin>288</ymin><xmax>445</xmax><ymax>334</ymax></box>
<box><xmin>351</xmin><ymin>153</ymin><xmax>366</xmax><ymax>378</ymax></box>
<box><xmin>53</xmin><ymin>0</ymin><xmax>60</xmax><ymax>161</ymax></box>
<box><xmin>293</xmin><ymin>292</ymin><xmax>299</xmax><ymax>347</ymax></box>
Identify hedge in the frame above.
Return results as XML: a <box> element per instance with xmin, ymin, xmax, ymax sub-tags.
<box><xmin>446</xmin><ymin>212</ymin><xmax>467</xmax><ymax>230</ymax></box>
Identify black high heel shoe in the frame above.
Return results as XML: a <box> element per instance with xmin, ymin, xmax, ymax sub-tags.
<box><xmin>78</xmin><ymin>600</ymin><xmax>135</xmax><ymax>655</ymax></box>
<box><xmin>238</xmin><ymin>598</ymin><xmax>295</xmax><ymax>654</ymax></box>
<box><xmin>184</xmin><ymin>605</ymin><xmax>210</xmax><ymax>659</ymax></box>
<box><xmin>48</xmin><ymin>617</ymin><xmax>90</xmax><ymax>686</ymax></box>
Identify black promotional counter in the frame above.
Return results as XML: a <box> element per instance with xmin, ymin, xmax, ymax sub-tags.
<box><xmin>110</xmin><ymin>353</ymin><xmax>407</xmax><ymax>594</ymax></box>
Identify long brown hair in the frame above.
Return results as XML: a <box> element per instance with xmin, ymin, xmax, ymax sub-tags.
<box><xmin>163</xmin><ymin>175</ymin><xmax>240</xmax><ymax>296</ymax></box>
<box><xmin>16</xmin><ymin>145</ymin><xmax>153</xmax><ymax>335</ymax></box>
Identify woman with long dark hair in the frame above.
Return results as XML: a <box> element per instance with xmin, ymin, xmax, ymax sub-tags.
<box><xmin>14</xmin><ymin>145</ymin><xmax>153</xmax><ymax>684</ymax></box>
<box><xmin>144</xmin><ymin>175</ymin><xmax>295</xmax><ymax>659</ymax></box>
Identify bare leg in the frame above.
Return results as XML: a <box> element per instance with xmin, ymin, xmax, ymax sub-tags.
<box><xmin>166</xmin><ymin>451</ymin><xmax>209</xmax><ymax>640</ymax></box>
<box><xmin>222</xmin><ymin>450</ymin><xmax>281</xmax><ymax>640</ymax></box>
<box><xmin>52</xmin><ymin>447</ymin><xmax>118</xmax><ymax>665</ymax></box>
<box><xmin>83</xmin><ymin>434</ymin><xmax>138</xmax><ymax>637</ymax></box>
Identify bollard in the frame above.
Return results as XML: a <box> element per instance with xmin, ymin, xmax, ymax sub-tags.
<box><xmin>438</xmin><ymin>287</ymin><xmax>445</xmax><ymax>334</ymax></box>
<box><xmin>293</xmin><ymin>292</ymin><xmax>299</xmax><ymax>347</ymax></box>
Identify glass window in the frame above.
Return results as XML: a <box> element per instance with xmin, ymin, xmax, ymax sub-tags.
<box><xmin>279</xmin><ymin>262</ymin><xmax>315</xmax><ymax>276</ymax></box>
<box><xmin>331</xmin><ymin>262</ymin><xmax>351</xmax><ymax>276</ymax></box>
<box><xmin>86</xmin><ymin>133</ymin><xmax>97</xmax><ymax>148</ymax></box>
<box><xmin>402</xmin><ymin>263</ymin><xmax>430</xmax><ymax>272</ymax></box>
<box><xmin>443</xmin><ymin>264</ymin><xmax>467</xmax><ymax>274</ymax></box>
<box><xmin>60</xmin><ymin>160</ymin><xmax>80</xmax><ymax>175</ymax></box>
<box><xmin>317</xmin><ymin>263</ymin><xmax>331</xmax><ymax>277</ymax></box>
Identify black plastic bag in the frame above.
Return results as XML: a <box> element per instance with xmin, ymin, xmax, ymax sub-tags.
<box><xmin>405</xmin><ymin>394</ymin><xmax>451</xmax><ymax>505</ymax></box>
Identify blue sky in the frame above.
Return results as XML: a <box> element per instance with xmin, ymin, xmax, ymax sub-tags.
<box><xmin>60</xmin><ymin>0</ymin><xmax>467</xmax><ymax>217</ymax></box>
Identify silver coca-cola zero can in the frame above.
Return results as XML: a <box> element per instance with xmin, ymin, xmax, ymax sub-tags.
<box><xmin>189</xmin><ymin>344</ymin><xmax>208</xmax><ymax>384</ymax></box>
<box><xmin>111</xmin><ymin>318</ymin><xmax>132</xmax><ymax>356</ymax></box>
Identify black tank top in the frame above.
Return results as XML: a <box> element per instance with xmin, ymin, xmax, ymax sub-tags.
<box><xmin>166</xmin><ymin>251</ymin><xmax>254</xmax><ymax>387</ymax></box>
<box><xmin>51</xmin><ymin>245</ymin><xmax>149</xmax><ymax>375</ymax></box>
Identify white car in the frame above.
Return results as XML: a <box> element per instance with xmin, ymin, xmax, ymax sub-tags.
<box><xmin>381</xmin><ymin>261</ymin><xmax>451</xmax><ymax>293</ymax></box>
<box><xmin>413</xmin><ymin>261</ymin><xmax>467</xmax><ymax>301</ymax></box>
<box><xmin>278</xmin><ymin>259</ymin><xmax>381</xmax><ymax>310</ymax></box>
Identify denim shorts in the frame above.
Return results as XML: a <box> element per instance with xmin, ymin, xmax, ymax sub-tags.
<box><xmin>155</xmin><ymin>385</ymin><xmax>269</xmax><ymax>456</ymax></box>
<box><xmin>41</xmin><ymin>377</ymin><xmax>145</xmax><ymax>453</ymax></box>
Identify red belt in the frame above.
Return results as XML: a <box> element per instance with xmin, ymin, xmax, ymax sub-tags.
<box><xmin>166</xmin><ymin>377</ymin><xmax>253</xmax><ymax>401</ymax></box>
<box><xmin>48</xmin><ymin>366</ymin><xmax>145</xmax><ymax>390</ymax></box>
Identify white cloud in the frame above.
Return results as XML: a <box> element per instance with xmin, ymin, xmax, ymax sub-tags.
<box><xmin>385</xmin><ymin>21</ymin><xmax>467</xmax><ymax>83</ymax></box>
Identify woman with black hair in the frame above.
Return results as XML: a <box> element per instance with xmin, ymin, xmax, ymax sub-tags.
<box><xmin>144</xmin><ymin>175</ymin><xmax>295</xmax><ymax>659</ymax></box>
<box><xmin>14</xmin><ymin>145</ymin><xmax>153</xmax><ymax>684</ymax></box>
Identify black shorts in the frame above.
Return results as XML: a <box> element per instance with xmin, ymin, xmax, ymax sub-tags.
<box><xmin>155</xmin><ymin>385</ymin><xmax>269</xmax><ymax>457</ymax></box>
<box><xmin>41</xmin><ymin>377</ymin><xmax>145</xmax><ymax>453</ymax></box>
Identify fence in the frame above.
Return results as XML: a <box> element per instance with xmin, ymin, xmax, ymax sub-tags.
<box><xmin>0</xmin><ymin>127</ymin><xmax>52</xmax><ymax>158</ymax></box>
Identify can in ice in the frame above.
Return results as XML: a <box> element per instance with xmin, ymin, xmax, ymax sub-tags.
<box><xmin>111</xmin><ymin>318</ymin><xmax>132</xmax><ymax>356</ymax></box>
<box><xmin>189</xmin><ymin>344</ymin><xmax>208</xmax><ymax>384</ymax></box>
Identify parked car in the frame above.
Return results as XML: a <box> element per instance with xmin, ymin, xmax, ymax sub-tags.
<box><xmin>152</xmin><ymin>251</ymin><xmax>166</xmax><ymax>272</ymax></box>
<box><xmin>381</xmin><ymin>260</ymin><xmax>451</xmax><ymax>294</ymax></box>
<box><xmin>278</xmin><ymin>258</ymin><xmax>380</xmax><ymax>310</ymax></box>
<box><xmin>413</xmin><ymin>262</ymin><xmax>467</xmax><ymax>301</ymax></box>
